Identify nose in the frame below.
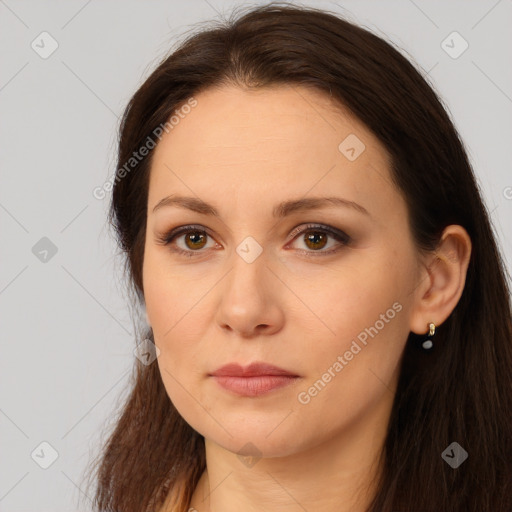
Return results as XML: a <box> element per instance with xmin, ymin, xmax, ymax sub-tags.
<box><xmin>214</xmin><ymin>247</ymin><xmax>284</xmax><ymax>338</ymax></box>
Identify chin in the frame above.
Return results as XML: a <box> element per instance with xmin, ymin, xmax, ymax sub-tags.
<box><xmin>201</xmin><ymin>424</ymin><xmax>311</xmax><ymax>460</ymax></box>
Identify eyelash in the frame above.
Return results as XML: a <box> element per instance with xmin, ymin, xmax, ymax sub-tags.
<box><xmin>156</xmin><ymin>223</ymin><xmax>351</xmax><ymax>259</ymax></box>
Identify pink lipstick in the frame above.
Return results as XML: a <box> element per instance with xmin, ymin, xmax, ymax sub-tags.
<box><xmin>209</xmin><ymin>362</ymin><xmax>300</xmax><ymax>397</ymax></box>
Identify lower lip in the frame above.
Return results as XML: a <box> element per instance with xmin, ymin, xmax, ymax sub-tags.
<box><xmin>211</xmin><ymin>375</ymin><xmax>299</xmax><ymax>397</ymax></box>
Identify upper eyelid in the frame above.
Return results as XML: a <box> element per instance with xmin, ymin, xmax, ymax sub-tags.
<box><xmin>165</xmin><ymin>222</ymin><xmax>344</xmax><ymax>236</ymax></box>
<box><xmin>163</xmin><ymin>223</ymin><xmax>349</xmax><ymax>246</ymax></box>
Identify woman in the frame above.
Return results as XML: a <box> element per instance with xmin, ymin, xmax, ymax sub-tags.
<box><xmin>84</xmin><ymin>3</ymin><xmax>512</xmax><ymax>511</ymax></box>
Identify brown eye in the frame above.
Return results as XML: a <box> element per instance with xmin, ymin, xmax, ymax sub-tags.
<box><xmin>156</xmin><ymin>225</ymin><xmax>217</xmax><ymax>258</ymax></box>
<box><xmin>303</xmin><ymin>230</ymin><xmax>328</xmax><ymax>251</ymax></box>
<box><xmin>183</xmin><ymin>231</ymin><xmax>208</xmax><ymax>250</ymax></box>
<box><xmin>287</xmin><ymin>223</ymin><xmax>351</xmax><ymax>257</ymax></box>
<box><xmin>157</xmin><ymin>223</ymin><xmax>350</xmax><ymax>259</ymax></box>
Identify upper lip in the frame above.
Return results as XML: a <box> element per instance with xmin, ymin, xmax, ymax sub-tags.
<box><xmin>210</xmin><ymin>362</ymin><xmax>299</xmax><ymax>377</ymax></box>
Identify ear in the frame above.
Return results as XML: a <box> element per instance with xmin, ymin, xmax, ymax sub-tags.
<box><xmin>409</xmin><ymin>225</ymin><xmax>472</xmax><ymax>335</ymax></box>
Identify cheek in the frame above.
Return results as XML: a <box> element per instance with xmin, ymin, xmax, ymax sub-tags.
<box><xmin>142</xmin><ymin>248</ymin><xmax>191</xmax><ymax>333</ymax></box>
<box><xmin>296</xmin><ymin>253</ymin><xmax>411</xmax><ymax>390</ymax></box>
<box><xmin>295</xmin><ymin>288</ymin><xmax>407</xmax><ymax>435</ymax></box>
<box><xmin>303</xmin><ymin>261</ymin><xmax>403</xmax><ymax>340</ymax></box>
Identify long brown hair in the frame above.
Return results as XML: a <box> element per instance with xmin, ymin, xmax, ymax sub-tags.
<box><xmin>82</xmin><ymin>3</ymin><xmax>512</xmax><ymax>511</ymax></box>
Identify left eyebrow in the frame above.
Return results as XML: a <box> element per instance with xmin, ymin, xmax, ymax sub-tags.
<box><xmin>151</xmin><ymin>194</ymin><xmax>371</xmax><ymax>218</ymax></box>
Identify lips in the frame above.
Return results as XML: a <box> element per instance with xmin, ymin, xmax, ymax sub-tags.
<box><xmin>209</xmin><ymin>362</ymin><xmax>299</xmax><ymax>377</ymax></box>
<box><xmin>209</xmin><ymin>362</ymin><xmax>300</xmax><ymax>397</ymax></box>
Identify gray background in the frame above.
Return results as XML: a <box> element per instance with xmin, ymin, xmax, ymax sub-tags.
<box><xmin>1</xmin><ymin>0</ymin><xmax>511</xmax><ymax>510</ymax></box>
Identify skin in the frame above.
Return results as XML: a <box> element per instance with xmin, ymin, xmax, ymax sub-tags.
<box><xmin>142</xmin><ymin>84</ymin><xmax>472</xmax><ymax>512</ymax></box>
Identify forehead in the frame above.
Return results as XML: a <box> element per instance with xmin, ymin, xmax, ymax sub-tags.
<box><xmin>148</xmin><ymin>84</ymin><xmax>396</xmax><ymax>217</ymax></box>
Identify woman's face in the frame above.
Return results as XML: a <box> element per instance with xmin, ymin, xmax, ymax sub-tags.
<box><xmin>142</xmin><ymin>84</ymin><xmax>423</xmax><ymax>458</ymax></box>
